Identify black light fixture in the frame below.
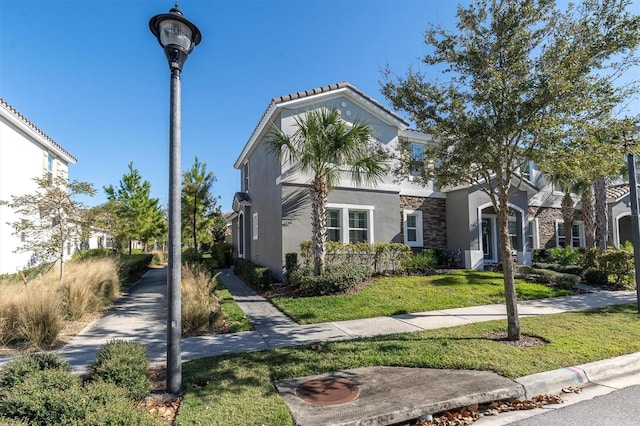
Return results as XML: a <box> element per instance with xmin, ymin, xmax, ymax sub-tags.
<box><xmin>149</xmin><ymin>3</ymin><xmax>201</xmax><ymax>395</ymax></box>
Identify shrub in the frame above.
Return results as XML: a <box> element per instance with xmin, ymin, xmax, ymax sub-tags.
<box><xmin>234</xmin><ymin>258</ymin><xmax>273</xmax><ymax>290</ymax></box>
<box><xmin>402</xmin><ymin>250</ymin><xmax>437</xmax><ymax>274</ymax></box>
<box><xmin>548</xmin><ymin>247</ymin><xmax>582</xmax><ymax>266</ymax></box>
<box><xmin>515</xmin><ymin>265</ymin><xmax>533</xmax><ymax>279</ymax></box>
<box><xmin>182</xmin><ymin>248</ymin><xmax>203</xmax><ymax>264</ymax></box>
<box><xmin>88</xmin><ymin>340</ymin><xmax>151</xmax><ymax>401</ymax></box>
<box><xmin>532</xmin><ymin>249</ymin><xmax>554</xmax><ymax>263</ymax></box>
<box><xmin>151</xmin><ymin>250</ymin><xmax>168</xmax><ymax>265</ymax></box>
<box><xmin>182</xmin><ymin>263</ymin><xmax>221</xmax><ymax>336</ymax></box>
<box><xmin>0</xmin><ymin>369</ymin><xmax>83</xmax><ymax>425</ymax></box>
<box><xmin>584</xmin><ymin>267</ymin><xmax>608</xmax><ymax>286</ymax></box>
<box><xmin>0</xmin><ymin>352</ymin><xmax>70</xmax><ymax>391</ymax></box>
<box><xmin>375</xmin><ymin>243</ymin><xmax>412</xmax><ymax>273</ymax></box>
<box><xmin>78</xmin><ymin>381</ymin><xmax>159</xmax><ymax>426</ymax></box>
<box><xmin>554</xmin><ymin>273</ymin><xmax>581</xmax><ymax>290</ymax></box>
<box><xmin>212</xmin><ymin>242</ymin><xmax>234</xmax><ymax>268</ymax></box>
<box><xmin>580</xmin><ymin>248</ymin><xmax>601</xmax><ymax>270</ymax></box>
<box><xmin>285</xmin><ymin>252</ymin><xmax>299</xmax><ymax>282</ymax></box>
<box><xmin>118</xmin><ymin>254</ymin><xmax>153</xmax><ymax>285</ymax></box>
<box><xmin>529</xmin><ymin>268</ymin><xmax>557</xmax><ymax>284</ymax></box>
<box><xmin>291</xmin><ymin>262</ymin><xmax>373</xmax><ymax>296</ymax></box>
<box><xmin>600</xmin><ymin>248</ymin><xmax>635</xmax><ymax>289</ymax></box>
<box><xmin>14</xmin><ymin>286</ymin><xmax>63</xmax><ymax>347</ymax></box>
<box><xmin>71</xmin><ymin>248</ymin><xmax>115</xmax><ymax>262</ymax></box>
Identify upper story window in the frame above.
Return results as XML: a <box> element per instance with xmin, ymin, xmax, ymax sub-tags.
<box><xmin>409</xmin><ymin>143</ymin><xmax>425</xmax><ymax>177</ymax></box>
<box><xmin>43</xmin><ymin>152</ymin><xmax>54</xmax><ymax>185</ymax></box>
<box><xmin>242</xmin><ymin>162</ymin><xmax>250</xmax><ymax>192</ymax></box>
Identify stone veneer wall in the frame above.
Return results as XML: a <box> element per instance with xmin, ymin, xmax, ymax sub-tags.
<box><xmin>529</xmin><ymin>206</ymin><xmax>583</xmax><ymax>248</ymax></box>
<box><xmin>400</xmin><ymin>196</ymin><xmax>447</xmax><ymax>249</ymax></box>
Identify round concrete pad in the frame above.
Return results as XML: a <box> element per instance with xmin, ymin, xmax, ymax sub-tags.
<box><xmin>296</xmin><ymin>378</ymin><xmax>360</xmax><ymax>406</ymax></box>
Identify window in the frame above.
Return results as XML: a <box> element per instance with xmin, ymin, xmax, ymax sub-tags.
<box><xmin>527</xmin><ymin>220</ymin><xmax>537</xmax><ymax>251</ymax></box>
<box><xmin>327</xmin><ymin>209</ymin><xmax>341</xmax><ymax>242</ymax></box>
<box><xmin>242</xmin><ymin>163</ymin><xmax>250</xmax><ymax>192</ymax></box>
<box><xmin>508</xmin><ymin>219</ymin><xmax>517</xmax><ymax>250</ymax></box>
<box><xmin>409</xmin><ymin>143</ymin><xmax>425</xmax><ymax>177</ymax></box>
<box><xmin>237</xmin><ymin>212</ymin><xmax>245</xmax><ymax>257</ymax></box>
<box><xmin>252</xmin><ymin>212</ymin><xmax>258</xmax><ymax>240</ymax></box>
<box><xmin>556</xmin><ymin>221</ymin><xmax>584</xmax><ymax>247</ymax></box>
<box><xmin>403</xmin><ymin>210</ymin><xmax>424</xmax><ymax>247</ymax></box>
<box><xmin>348</xmin><ymin>211</ymin><xmax>368</xmax><ymax>243</ymax></box>
<box><xmin>67</xmin><ymin>242</ymin><xmax>72</xmax><ymax>255</ymax></box>
<box><xmin>43</xmin><ymin>152</ymin><xmax>54</xmax><ymax>185</ymax></box>
<box><xmin>326</xmin><ymin>204</ymin><xmax>374</xmax><ymax>244</ymax></box>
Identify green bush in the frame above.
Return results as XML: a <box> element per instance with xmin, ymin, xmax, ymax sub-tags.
<box><xmin>88</xmin><ymin>340</ymin><xmax>150</xmax><ymax>401</ymax></box>
<box><xmin>579</xmin><ymin>248</ymin><xmax>601</xmax><ymax>269</ymax></box>
<box><xmin>374</xmin><ymin>243</ymin><xmax>412</xmax><ymax>273</ymax></box>
<box><xmin>0</xmin><ymin>352</ymin><xmax>70</xmax><ymax>391</ymax></box>
<box><xmin>290</xmin><ymin>262</ymin><xmax>373</xmax><ymax>296</ymax></box>
<box><xmin>76</xmin><ymin>381</ymin><xmax>159</xmax><ymax>426</ymax></box>
<box><xmin>548</xmin><ymin>247</ymin><xmax>582</xmax><ymax>266</ymax></box>
<box><xmin>285</xmin><ymin>252</ymin><xmax>299</xmax><ymax>281</ymax></box>
<box><xmin>532</xmin><ymin>249</ymin><xmax>554</xmax><ymax>263</ymax></box>
<box><xmin>601</xmin><ymin>249</ymin><xmax>635</xmax><ymax>289</ymax></box>
<box><xmin>529</xmin><ymin>268</ymin><xmax>558</xmax><ymax>284</ymax></box>
<box><xmin>182</xmin><ymin>248</ymin><xmax>203</xmax><ymax>264</ymax></box>
<box><xmin>0</xmin><ymin>369</ymin><xmax>83</xmax><ymax>425</ymax></box>
<box><xmin>234</xmin><ymin>258</ymin><xmax>273</xmax><ymax>290</ymax></box>
<box><xmin>402</xmin><ymin>250</ymin><xmax>437</xmax><ymax>274</ymax></box>
<box><xmin>554</xmin><ymin>273</ymin><xmax>581</xmax><ymax>290</ymax></box>
<box><xmin>150</xmin><ymin>250</ymin><xmax>168</xmax><ymax>265</ymax></box>
<box><xmin>212</xmin><ymin>242</ymin><xmax>234</xmax><ymax>268</ymax></box>
<box><xmin>118</xmin><ymin>254</ymin><xmax>152</xmax><ymax>285</ymax></box>
<box><xmin>584</xmin><ymin>267</ymin><xmax>608</xmax><ymax>286</ymax></box>
<box><xmin>515</xmin><ymin>265</ymin><xmax>534</xmax><ymax>279</ymax></box>
<box><xmin>71</xmin><ymin>248</ymin><xmax>116</xmax><ymax>262</ymax></box>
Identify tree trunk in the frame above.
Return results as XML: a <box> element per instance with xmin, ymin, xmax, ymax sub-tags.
<box><xmin>582</xmin><ymin>186</ymin><xmax>596</xmax><ymax>248</ymax></box>
<box><xmin>310</xmin><ymin>175</ymin><xmax>328</xmax><ymax>276</ymax></box>
<box><xmin>497</xmin><ymin>185</ymin><xmax>520</xmax><ymax>340</ymax></box>
<box><xmin>192</xmin><ymin>195</ymin><xmax>198</xmax><ymax>253</ymax></box>
<box><xmin>594</xmin><ymin>177</ymin><xmax>608</xmax><ymax>251</ymax></box>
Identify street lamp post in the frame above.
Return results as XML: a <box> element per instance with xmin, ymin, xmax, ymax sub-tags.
<box><xmin>149</xmin><ymin>4</ymin><xmax>201</xmax><ymax>394</ymax></box>
<box><xmin>623</xmin><ymin>126</ymin><xmax>640</xmax><ymax>313</ymax></box>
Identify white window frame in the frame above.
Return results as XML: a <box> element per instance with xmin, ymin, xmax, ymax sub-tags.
<box><xmin>555</xmin><ymin>220</ymin><xmax>585</xmax><ymax>248</ymax></box>
<box><xmin>326</xmin><ymin>203</ymin><xmax>374</xmax><ymax>244</ymax></box>
<box><xmin>326</xmin><ymin>209</ymin><xmax>341</xmax><ymax>242</ymax></box>
<box><xmin>409</xmin><ymin>142</ymin><xmax>425</xmax><ymax>177</ymax></box>
<box><xmin>252</xmin><ymin>212</ymin><xmax>258</xmax><ymax>240</ymax></box>
<box><xmin>527</xmin><ymin>219</ymin><xmax>539</xmax><ymax>251</ymax></box>
<box><xmin>403</xmin><ymin>209</ymin><xmax>423</xmax><ymax>247</ymax></box>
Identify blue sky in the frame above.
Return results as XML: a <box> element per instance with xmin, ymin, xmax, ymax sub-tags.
<box><xmin>1</xmin><ymin>0</ymin><xmax>639</xmax><ymax>212</ymax></box>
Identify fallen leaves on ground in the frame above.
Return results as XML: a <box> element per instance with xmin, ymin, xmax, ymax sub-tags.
<box><xmin>141</xmin><ymin>394</ymin><xmax>181</xmax><ymax>425</ymax></box>
<box><xmin>414</xmin><ymin>388</ymin><xmax>583</xmax><ymax>426</ymax></box>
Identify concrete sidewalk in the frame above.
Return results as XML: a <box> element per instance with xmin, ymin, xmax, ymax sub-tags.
<box><xmin>4</xmin><ymin>266</ymin><xmax>638</xmax><ymax>425</ymax></box>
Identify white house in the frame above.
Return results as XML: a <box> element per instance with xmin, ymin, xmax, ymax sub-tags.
<box><xmin>0</xmin><ymin>98</ymin><xmax>78</xmax><ymax>274</ymax></box>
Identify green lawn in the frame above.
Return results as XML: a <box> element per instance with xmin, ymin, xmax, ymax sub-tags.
<box><xmin>272</xmin><ymin>270</ymin><xmax>572</xmax><ymax>324</ymax></box>
<box><xmin>177</xmin><ymin>304</ymin><xmax>640</xmax><ymax>425</ymax></box>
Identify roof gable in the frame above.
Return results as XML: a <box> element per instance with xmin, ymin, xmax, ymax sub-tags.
<box><xmin>0</xmin><ymin>98</ymin><xmax>77</xmax><ymax>164</ymax></box>
<box><xmin>234</xmin><ymin>82</ymin><xmax>409</xmax><ymax>169</ymax></box>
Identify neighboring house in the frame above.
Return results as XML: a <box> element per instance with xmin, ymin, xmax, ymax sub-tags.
<box><xmin>231</xmin><ymin>82</ymin><xmax>637</xmax><ymax>280</ymax></box>
<box><xmin>0</xmin><ymin>99</ymin><xmax>78</xmax><ymax>274</ymax></box>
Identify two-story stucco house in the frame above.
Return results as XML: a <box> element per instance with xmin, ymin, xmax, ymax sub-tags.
<box><xmin>0</xmin><ymin>99</ymin><xmax>78</xmax><ymax>274</ymax></box>
<box><xmin>231</xmin><ymin>82</ymin><xmax>638</xmax><ymax>281</ymax></box>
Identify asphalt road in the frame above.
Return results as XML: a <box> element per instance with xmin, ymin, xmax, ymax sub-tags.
<box><xmin>507</xmin><ymin>384</ymin><xmax>640</xmax><ymax>426</ymax></box>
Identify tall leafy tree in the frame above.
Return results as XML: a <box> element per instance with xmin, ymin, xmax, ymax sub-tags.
<box><xmin>268</xmin><ymin>107</ymin><xmax>388</xmax><ymax>276</ymax></box>
<box><xmin>104</xmin><ymin>162</ymin><xmax>166</xmax><ymax>253</ymax></box>
<box><xmin>382</xmin><ymin>0</ymin><xmax>640</xmax><ymax>340</ymax></box>
<box><xmin>181</xmin><ymin>156</ymin><xmax>218</xmax><ymax>252</ymax></box>
<box><xmin>1</xmin><ymin>176</ymin><xmax>95</xmax><ymax>282</ymax></box>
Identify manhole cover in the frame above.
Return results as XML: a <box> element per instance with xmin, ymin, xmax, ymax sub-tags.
<box><xmin>296</xmin><ymin>378</ymin><xmax>360</xmax><ymax>406</ymax></box>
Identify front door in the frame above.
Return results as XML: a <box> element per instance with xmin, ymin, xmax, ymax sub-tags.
<box><xmin>481</xmin><ymin>217</ymin><xmax>496</xmax><ymax>261</ymax></box>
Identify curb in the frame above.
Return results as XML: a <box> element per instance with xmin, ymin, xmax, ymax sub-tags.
<box><xmin>515</xmin><ymin>352</ymin><xmax>640</xmax><ymax>399</ymax></box>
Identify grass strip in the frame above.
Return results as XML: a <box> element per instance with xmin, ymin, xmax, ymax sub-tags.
<box><xmin>178</xmin><ymin>304</ymin><xmax>640</xmax><ymax>425</ymax></box>
<box><xmin>272</xmin><ymin>270</ymin><xmax>572</xmax><ymax>324</ymax></box>
<box><xmin>215</xmin><ymin>278</ymin><xmax>252</xmax><ymax>333</ymax></box>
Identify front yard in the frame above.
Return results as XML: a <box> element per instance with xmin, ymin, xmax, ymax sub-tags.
<box><xmin>270</xmin><ymin>270</ymin><xmax>572</xmax><ymax>324</ymax></box>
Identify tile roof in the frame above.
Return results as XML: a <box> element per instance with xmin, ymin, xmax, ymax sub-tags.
<box><xmin>0</xmin><ymin>98</ymin><xmax>77</xmax><ymax>163</ymax></box>
<box><xmin>607</xmin><ymin>183</ymin><xmax>634</xmax><ymax>201</ymax></box>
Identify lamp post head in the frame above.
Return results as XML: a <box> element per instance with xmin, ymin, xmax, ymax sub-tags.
<box><xmin>149</xmin><ymin>3</ymin><xmax>201</xmax><ymax>71</ymax></box>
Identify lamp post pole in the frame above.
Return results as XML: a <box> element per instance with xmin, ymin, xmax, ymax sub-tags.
<box><xmin>149</xmin><ymin>4</ymin><xmax>201</xmax><ymax>394</ymax></box>
<box><xmin>624</xmin><ymin>127</ymin><xmax>640</xmax><ymax>313</ymax></box>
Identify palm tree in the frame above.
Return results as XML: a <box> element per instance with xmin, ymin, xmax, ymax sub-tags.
<box><xmin>573</xmin><ymin>179</ymin><xmax>596</xmax><ymax>248</ymax></box>
<box><xmin>547</xmin><ymin>172</ymin><xmax>577</xmax><ymax>247</ymax></box>
<box><xmin>268</xmin><ymin>107</ymin><xmax>388</xmax><ymax>276</ymax></box>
